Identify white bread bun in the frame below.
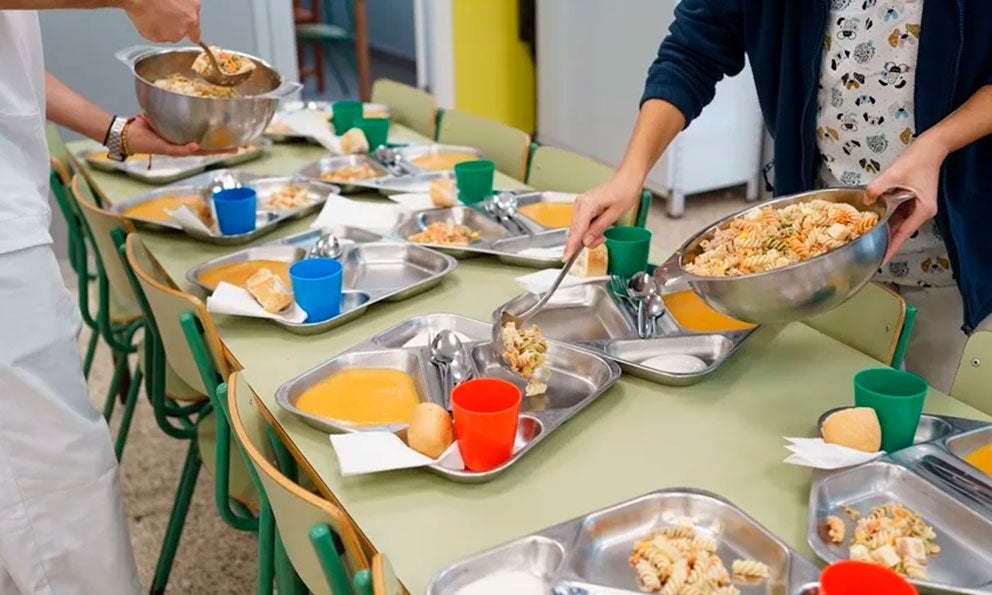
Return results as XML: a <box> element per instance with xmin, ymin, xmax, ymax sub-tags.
<box><xmin>429</xmin><ymin>178</ymin><xmax>458</xmax><ymax>208</ymax></box>
<box><xmin>821</xmin><ymin>407</ymin><xmax>882</xmax><ymax>453</ymax></box>
<box><xmin>244</xmin><ymin>268</ymin><xmax>293</xmax><ymax>313</ymax></box>
<box><xmin>573</xmin><ymin>244</ymin><xmax>608</xmax><ymax>277</ymax></box>
<box><xmin>339</xmin><ymin>128</ymin><xmax>369</xmax><ymax>155</ymax></box>
<box><xmin>407</xmin><ymin>403</ymin><xmax>453</xmax><ymax>458</ymax></box>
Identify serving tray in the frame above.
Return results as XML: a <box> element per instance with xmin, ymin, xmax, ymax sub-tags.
<box><xmin>79</xmin><ymin>139</ymin><xmax>270</xmax><ymax>185</ymax></box>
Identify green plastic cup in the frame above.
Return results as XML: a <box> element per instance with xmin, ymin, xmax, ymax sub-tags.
<box><xmin>854</xmin><ymin>368</ymin><xmax>928</xmax><ymax>452</ymax></box>
<box><xmin>355</xmin><ymin>117</ymin><xmax>390</xmax><ymax>150</ymax></box>
<box><xmin>331</xmin><ymin>100</ymin><xmax>363</xmax><ymax>134</ymax></box>
<box><xmin>454</xmin><ymin>160</ymin><xmax>495</xmax><ymax>205</ymax></box>
<box><xmin>604</xmin><ymin>226</ymin><xmax>652</xmax><ymax>278</ymax></box>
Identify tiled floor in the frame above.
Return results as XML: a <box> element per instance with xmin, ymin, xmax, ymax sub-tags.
<box><xmin>72</xmin><ymin>185</ymin><xmax>751</xmax><ymax>593</ymax></box>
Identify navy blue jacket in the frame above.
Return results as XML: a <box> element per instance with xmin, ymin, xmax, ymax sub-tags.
<box><xmin>642</xmin><ymin>0</ymin><xmax>992</xmax><ymax>330</ymax></box>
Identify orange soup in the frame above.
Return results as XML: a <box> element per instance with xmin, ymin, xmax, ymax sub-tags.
<box><xmin>411</xmin><ymin>152</ymin><xmax>475</xmax><ymax>171</ymax></box>
<box><xmin>124</xmin><ymin>195</ymin><xmax>205</xmax><ymax>222</ymax></box>
<box><xmin>197</xmin><ymin>259</ymin><xmax>291</xmax><ymax>290</ymax></box>
<box><xmin>295</xmin><ymin>369</ymin><xmax>420</xmax><ymax>426</ymax></box>
<box><xmin>662</xmin><ymin>290</ymin><xmax>756</xmax><ymax>333</ymax></box>
<box><xmin>518</xmin><ymin>202</ymin><xmax>575</xmax><ymax>228</ymax></box>
<box><xmin>964</xmin><ymin>443</ymin><xmax>992</xmax><ymax>477</ymax></box>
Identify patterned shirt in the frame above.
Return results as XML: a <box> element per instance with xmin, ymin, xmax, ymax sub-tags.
<box><xmin>816</xmin><ymin>0</ymin><xmax>953</xmax><ymax>287</ymax></box>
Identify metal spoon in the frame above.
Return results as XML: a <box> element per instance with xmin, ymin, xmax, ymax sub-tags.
<box><xmin>644</xmin><ymin>292</ymin><xmax>667</xmax><ymax>338</ymax></box>
<box><xmin>308</xmin><ymin>234</ymin><xmax>342</xmax><ymax>259</ymax></box>
<box><xmin>493</xmin><ymin>192</ymin><xmax>533</xmax><ymax>236</ymax></box>
<box><xmin>372</xmin><ymin>146</ymin><xmax>407</xmax><ymax>176</ymax></box>
<box><xmin>429</xmin><ymin>330</ymin><xmax>462</xmax><ymax>409</ymax></box>
<box><xmin>196</xmin><ymin>42</ymin><xmax>254</xmax><ymax>87</ymax></box>
<box><xmin>627</xmin><ymin>272</ymin><xmax>657</xmax><ymax>339</ymax></box>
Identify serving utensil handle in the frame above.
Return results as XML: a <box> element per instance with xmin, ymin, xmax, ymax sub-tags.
<box><xmin>260</xmin><ymin>80</ymin><xmax>304</xmax><ymax>100</ymax></box>
<box><xmin>877</xmin><ymin>186</ymin><xmax>916</xmax><ymax>212</ymax></box>
<box><xmin>115</xmin><ymin>45</ymin><xmax>157</xmax><ymax>68</ymax></box>
<box><xmin>519</xmin><ymin>249</ymin><xmax>583</xmax><ymax>319</ymax></box>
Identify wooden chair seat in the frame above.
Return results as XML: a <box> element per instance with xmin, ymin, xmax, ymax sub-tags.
<box><xmin>371</xmin><ymin>79</ymin><xmax>438</xmax><ymax>139</ymax></box>
<box><xmin>805</xmin><ymin>282</ymin><xmax>907</xmax><ymax>366</ymax></box>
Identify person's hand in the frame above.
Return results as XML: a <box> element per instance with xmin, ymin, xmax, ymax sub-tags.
<box><xmin>124</xmin><ymin>116</ymin><xmax>200</xmax><ymax>156</ymax></box>
<box><xmin>564</xmin><ymin>175</ymin><xmax>642</xmax><ymax>260</ymax></box>
<box><xmin>864</xmin><ymin>134</ymin><xmax>947</xmax><ymax>263</ymax></box>
<box><xmin>120</xmin><ymin>0</ymin><xmax>202</xmax><ymax>43</ymax></box>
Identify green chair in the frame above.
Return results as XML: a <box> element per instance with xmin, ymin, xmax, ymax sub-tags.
<box><xmin>296</xmin><ymin>0</ymin><xmax>356</xmax><ymax>95</ymax></box>
<box><xmin>951</xmin><ymin>330</ymin><xmax>992</xmax><ymax>416</ymax></box>
<box><xmin>117</xmin><ymin>232</ymin><xmax>259</xmax><ymax>594</ymax></box>
<box><xmin>805</xmin><ymin>282</ymin><xmax>913</xmax><ymax>367</ymax></box>
<box><xmin>525</xmin><ymin>144</ymin><xmax>651</xmax><ymax>228</ymax></box>
<box><xmin>370</xmin><ymin>79</ymin><xmax>438</xmax><ymax>139</ymax></box>
<box><xmin>229</xmin><ymin>372</ymin><xmax>374</xmax><ymax>595</ymax></box>
<box><xmin>436</xmin><ymin>108</ymin><xmax>532</xmax><ymax>181</ymax></box>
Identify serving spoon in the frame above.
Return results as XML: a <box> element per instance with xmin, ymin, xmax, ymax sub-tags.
<box><xmin>196</xmin><ymin>41</ymin><xmax>254</xmax><ymax>87</ymax></box>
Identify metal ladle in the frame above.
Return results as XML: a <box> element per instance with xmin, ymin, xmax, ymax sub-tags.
<box><xmin>307</xmin><ymin>234</ymin><xmax>342</xmax><ymax>259</ymax></box>
<box><xmin>196</xmin><ymin>42</ymin><xmax>254</xmax><ymax>87</ymax></box>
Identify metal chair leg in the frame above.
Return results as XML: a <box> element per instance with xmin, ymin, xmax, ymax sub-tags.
<box><xmin>82</xmin><ymin>329</ymin><xmax>99</xmax><ymax>379</ymax></box>
<box><xmin>257</xmin><ymin>500</ymin><xmax>275</xmax><ymax>595</ymax></box>
<box><xmin>114</xmin><ymin>369</ymin><xmax>143</xmax><ymax>461</ymax></box>
<box><xmin>150</xmin><ymin>440</ymin><xmax>202</xmax><ymax>595</ymax></box>
<box><xmin>103</xmin><ymin>352</ymin><xmax>127</xmax><ymax>421</ymax></box>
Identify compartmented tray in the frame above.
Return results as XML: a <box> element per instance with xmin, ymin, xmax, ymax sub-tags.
<box><xmin>187</xmin><ymin>230</ymin><xmax>457</xmax><ymax>335</ymax></box>
<box><xmin>79</xmin><ymin>139</ymin><xmax>270</xmax><ymax>185</ymax></box>
<box><xmin>113</xmin><ymin>169</ymin><xmax>340</xmax><ymax>245</ymax></box>
<box><xmin>395</xmin><ymin>144</ymin><xmax>484</xmax><ymax>174</ymax></box>
<box><xmin>275</xmin><ymin>313</ymin><xmax>621</xmax><ymax>482</ymax></box>
<box><xmin>264</xmin><ymin>101</ymin><xmax>392</xmax><ymax>142</ymax></box>
<box><xmin>296</xmin><ymin>153</ymin><xmax>393</xmax><ymax>193</ymax></box>
<box><xmin>496</xmin><ymin>280</ymin><xmax>760</xmax><ymax>386</ymax></box>
<box><xmin>392</xmin><ymin>201</ymin><xmax>570</xmax><ymax>268</ymax></box>
<box><xmin>809</xmin><ymin>408</ymin><xmax>992</xmax><ymax>594</ymax></box>
<box><xmin>427</xmin><ymin>489</ymin><xmax>820</xmax><ymax>594</ymax></box>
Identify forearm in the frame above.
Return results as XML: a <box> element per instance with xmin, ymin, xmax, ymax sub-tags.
<box><xmin>0</xmin><ymin>0</ymin><xmax>120</xmax><ymax>8</ymax></box>
<box><xmin>918</xmin><ymin>85</ymin><xmax>992</xmax><ymax>156</ymax></box>
<box><xmin>614</xmin><ymin>99</ymin><xmax>686</xmax><ymax>187</ymax></box>
<box><xmin>45</xmin><ymin>73</ymin><xmax>114</xmax><ymax>144</ymax></box>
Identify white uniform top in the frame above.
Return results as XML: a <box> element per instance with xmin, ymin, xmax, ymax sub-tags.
<box><xmin>0</xmin><ymin>10</ymin><xmax>52</xmax><ymax>255</ymax></box>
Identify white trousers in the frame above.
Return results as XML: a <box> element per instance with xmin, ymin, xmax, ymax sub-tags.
<box><xmin>896</xmin><ymin>285</ymin><xmax>992</xmax><ymax>394</ymax></box>
<box><xmin>0</xmin><ymin>246</ymin><xmax>140</xmax><ymax>595</ymax></box>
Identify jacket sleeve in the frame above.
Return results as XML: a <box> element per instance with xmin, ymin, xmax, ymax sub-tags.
<box><xmin>641</xmin><ymin>0</ymin><xmax>746</xmax><ymax>127</ymax></box>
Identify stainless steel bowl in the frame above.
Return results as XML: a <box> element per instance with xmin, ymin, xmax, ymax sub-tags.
<box><xmin>116</xmin><ymin>46</ymin><xmax>302</xmax><ymax>150</ymax></box>
<box><xmin>653</xmin><ymin>187</ymin><xmax>913</xmax><ymax>325</ymax></box>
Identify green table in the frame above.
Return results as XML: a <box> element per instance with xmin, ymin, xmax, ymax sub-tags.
<box><xmin>69</xmin><ymin>132</ymin><xmax>991</xmax><ymax>594</ymax></box>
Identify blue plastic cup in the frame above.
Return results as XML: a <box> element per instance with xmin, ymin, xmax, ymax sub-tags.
<box><xmin>289</xmin><ymin>258</ymin><xmax>343</xmax><ymax>323</ymax></box>
<box><xmin>212</xmin><ymin>187</ymin><xmax>257</xmax><ymax>235</ymax></box>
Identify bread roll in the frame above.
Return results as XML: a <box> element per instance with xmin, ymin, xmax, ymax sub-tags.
<box><xmin>573</xmin><ymin>244</ymin><xmax>608</xmax><ymax>277</ymax></box>
<box><xmin>244</xmin><ymin>268</ymin><xmax>294</xmax><ymax>313</ymax></box>
<box><xmin>821</xmin><ymin>407</ymin><xmax>882</xmax><ymax>453</ymax></box>
<box><xmin>340</xmin><ymin>128</ymin><xmax>369</xmax><ymax>155</ymax></box>
<box><xmin>429</xmin><ymin>178</ymin><xmax>458</xmax><ymax>208</ymax></box>
<box><xmin>407</xmin><ymin>403</ymin><xmax>453</xmax><ymax>458</ymax></box>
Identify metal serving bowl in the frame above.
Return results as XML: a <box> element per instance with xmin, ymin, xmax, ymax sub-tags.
<box><xmin>653</xmin><ymin>187</ymin><xmax>913</xmax><ymax>325</ymax></box>
<box><xmin>116</xmin><ymin>46</ymin><xmax>302</xmax><ymax>150</ymax></box>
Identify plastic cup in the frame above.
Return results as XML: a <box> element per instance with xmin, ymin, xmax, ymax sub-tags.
<box><xmin>820</xmin><ymin>560</ymin><xmax>917</xmax><ymax>595</ymax></box>
<box><xmin>289</xmin><ymin>258</ymin><xmax>343</xmax><ymax>324</ymax></box>
<box><xmin>355</xmin><ymin>117</ymin><xmax>390</xmax><ymax>150</ymax></box>
<box><xmin>451</xmin><ymin>378</ymin><xmax>521</xmax><ymax>472</ymax></box>
<box><xmin>854</xmin><ymin>368</ymin><xmax>928</xmax><ymax>452</ymax></box>
<box><xmin>454</xmin><ymin>160</ymin><xmax>495</xmax><ymax>205</ymax></box>
<box><xmin>212</xmin><ymin>187</ymin><xmax>257</xmax><ymax>235</ymax></box>
<box><xmin>331</xmin><ymin>100</ymin><xmax>363</xmax><ymax>134</ymax></box>
<box><xmin>604</xmin><ymin>226</ymin><xmax>652</xmax><ymax>278</ymax></box>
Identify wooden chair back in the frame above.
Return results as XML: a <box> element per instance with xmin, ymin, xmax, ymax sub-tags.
<box><xmin>436</xmin><ymin>108</ymin><xmax>531</xmax><ymax>181</ymax></box>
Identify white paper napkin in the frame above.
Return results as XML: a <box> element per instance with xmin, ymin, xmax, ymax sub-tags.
<box><xmin>515</xmin><ymin>268</ymin><xmax>610</xmax><ymax>294</ymax></box>
<box><xmin>206</xmin><ymin>282</ymin><xmax>308</xmax><ymax>323</ymax></box>
<box><xmin>385</xmin><ymin>193</ymin><xmax>438</xmax><ymax>212</ymax></box>
<box><xmin>280</xmin><ymin>110</ymin><xmax>341</xmax><ymax>154</ymax></box>
<box><xmin>783</xmin><ymin>437</ymin><xmax>884</xmax><ymax>470</ymax></box>
<box><xmin>330</xmin><ymin>432</ymin><xmax>464</xmax><ymax>476</ymax></box>
<box><xmin>310</xmin><ymin>195</ymin><xmax>402</xmax><ymax>235</ymax></box>
<box><xmin>516</xmin><ymin>245</ymin><xmax>566</xmax><ymax>260</ymax></box>
<box><xmin>540</xmin><ymin>191</ymin><xmax>578</xmax><ymax>204</ymax></box>
<box><xmin>167</xmin><ymin>205</ymin><xmax>214</xmax><ymax>235</ymax></box>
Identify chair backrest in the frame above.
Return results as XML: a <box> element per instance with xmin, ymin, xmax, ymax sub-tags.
<box><xmin>805</xmin><ymin>282</ymin><xmax>907</xmax><ymax>366</ymax></box>
<box><xmin>71</xmin><ymin>175</ymin><xmax>139</xmax><ymax>309</ymax></box>
<box><xmin>951</xmin><ymin>330</ymin><xmax>992</xmax><ymax>416</ymax></box>
<box><xmin>372</xmin><ymin>554</ymin><xmax>402</xmax><ymax>595</ymax></box>
<box><xmin>46</xmin><ymin>124</ymin><xmax>72</xmax><ymax>185</ymax></box>
<box><xmin>371</xmin><ymin>79</ymin><xmax>437</xmax><ymax>139</ymax></box>
<box><xmin>436</xmin><ymin>108</ymin><xmax>531</xmax><ymax>180</ymax></box>
<box><xmin>526</xmin><ymin>145</ymin><xmax>639</xmax><ymax>227</ymax></box>
<box><xmin>228</xmin><ymin>372</ymin><xmax>370</xmax><ymax>595</ymax></box>
<box><xmin>126</xmin><ymin>234</ymin><xmax>227</xmax><ymax>394</ymax></box>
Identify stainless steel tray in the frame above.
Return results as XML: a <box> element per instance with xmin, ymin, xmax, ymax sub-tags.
<box><xmin>112</xmin><ymin>170</ymin><xmax>339</xmax><ymax>245</ymax></box>
<box><xmin>296</xmin><ymin>153</ymin><xmax>392</xmax><ymax>193</ymax></box>
<box><xmin>392</xmin><ymin>204</ymin><xmax>568</xmax><ymax>268</ymax></box>
<box><xmin>496</xmin><ymin>281</ymin><xmax>760</xmax><ymax>386</ymax></box>
<box><xmin>189</xmin><ymin>232</ymin><xmax>457</xmax><ymax>334</ymax></box>
<box><xmin>264</xmin><ymin>101</ymin><xmax>393</xmax><ymax>142</ymax></box>
<box><xmin>427</xmin><ymin>489</ymin><xmax>820</xmax><ymax>594</ymax></box>
<box><xmin>275</xmin><ymin>313</ymin><xmax>621</xmax><ymax>482</ymax></box>
<box><xmin>78</xmin><ymin>139</ymin><xmax>270</xmax><ymax>185</ymax></box>
<box><xmin>395</xmin><ymin>144</ymin><xmax>484</xmax><ymax>174</ymax></box>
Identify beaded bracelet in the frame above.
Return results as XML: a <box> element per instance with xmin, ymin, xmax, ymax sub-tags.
<box><xmin>120</xmin><ymin>116</ymin><xmax>137</xmax><ymax>158</ymax></box>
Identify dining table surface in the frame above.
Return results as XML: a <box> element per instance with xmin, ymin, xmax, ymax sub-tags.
<box><xmin>68</xmin><ymin>126</ymin><xmax>991</xmax><ymax>594</ymax></box>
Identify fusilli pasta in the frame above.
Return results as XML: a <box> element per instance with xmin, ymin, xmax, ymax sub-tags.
<box><xmin>685</xmin><ymin>199</ymin><xmax>880</xmax><ymax>277</ymax></box>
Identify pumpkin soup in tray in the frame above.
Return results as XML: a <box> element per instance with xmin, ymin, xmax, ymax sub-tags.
<box><xmin>396</xmin><ymin>144</ymin><xmax>484</xmax><ymax>173</ymax></box>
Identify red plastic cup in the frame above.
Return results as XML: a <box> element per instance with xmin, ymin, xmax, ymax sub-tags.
<box><xmin>820</xmin><ymin>561</ymin><xmax>917</xmax><ymax>595</ymax></box>
<box><xmin>451</xmin><ymin>378</ymin><xmax>521</xmax><ymax>472</ymax></box>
